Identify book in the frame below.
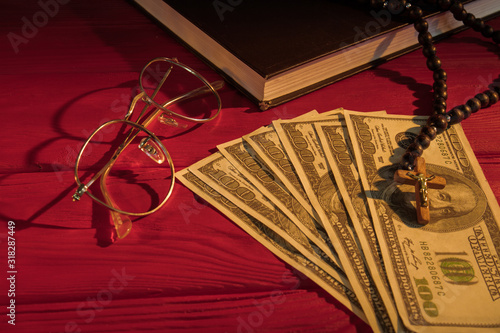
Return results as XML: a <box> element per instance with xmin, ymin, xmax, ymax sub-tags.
<box><xmin>133</xmin><ymin>0</ymin><xmax>500</xmax><ymax>110</ymax></box>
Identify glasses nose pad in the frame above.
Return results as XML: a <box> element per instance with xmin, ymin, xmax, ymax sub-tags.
<box><xmin>159</xmin><ymin>112</ymin><xmax>188</xmax><ymax>128</ymax></box>
<box><xmin>138</xmin><ymin>136</ymin><xmax>165</xmax><ymax>164</ymax></box>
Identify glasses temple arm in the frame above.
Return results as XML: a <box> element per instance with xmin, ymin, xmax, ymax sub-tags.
<box><xmin>100</xmin><ymin>160</ymin><xmax>133</xmax><ymax>239</ymax></box>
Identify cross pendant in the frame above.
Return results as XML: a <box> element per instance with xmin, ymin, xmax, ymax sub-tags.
<box><xmin>394</xmin><ymin>157</ymin><xmax>446</xmax><ymax>225</ymax></box>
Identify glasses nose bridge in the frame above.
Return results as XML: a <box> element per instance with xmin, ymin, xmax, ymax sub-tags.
<box><xmin>73</xmin><ymin>118</ymin><xmax>175</xmax><ymax>212</ymax></box>
<box><xmin>125</xmin><ymin>90</ymin><xmax>179</xmax><ymax>132</ymax></box>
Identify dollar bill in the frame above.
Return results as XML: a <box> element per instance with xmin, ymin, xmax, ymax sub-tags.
<box><xmin>176</xmin><ymin>168</ymin><xmax>365</xmax><ymax>321</ymax></box>
<box><xmin>344</xmin><ymin>111</ymin><xmax>500</xmax><ymax>332</ymax></box>
<box><xmin>241</xmin><ymin>108</ymin><xmax>348</xmax><ymax>219</ymax></box>
<box><xmin>314</xmin><ymin>113</ymin><xmax>404</xmax><ymax>331</ymax></box>
<box><xmin>273</xmin><ymin>114</ymin><xmax>395</xmax><ymax>332</ymax></box>
<box><xmin>243</xmin><ymin>125</ymin><xmax>316</xmax><ymax>219</ymax></box>
<box><xmin>218</xmin><ymin>138</ymin><xmax>340</xmax><ymax>266</ymax></box>
<box><xmin>188</xmin><ymin>152</ymin><xmax>356</xmax><ymax>304</ymax></box>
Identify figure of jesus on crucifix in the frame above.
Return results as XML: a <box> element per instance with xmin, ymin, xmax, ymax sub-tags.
<box><xmin>394</xmin><ymin>157</ymin><xmax>446</xmax><ymax>225</ymax></box>
<box><xmin>372</xmin><ymin>156</ymin><xmax>486</xmax><ymax>232</ymax></box>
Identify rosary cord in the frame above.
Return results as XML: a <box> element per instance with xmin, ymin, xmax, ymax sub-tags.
<box><xmin>366</xmin><ymin>0</ymin><xmax>500</xmax><ymax>170</ymax></box>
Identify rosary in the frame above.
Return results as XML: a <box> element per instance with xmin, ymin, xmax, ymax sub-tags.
<box><xmin>360</xmin><ymin>0</ymin><xmax>500</xmax><ymax>224</ymax></box>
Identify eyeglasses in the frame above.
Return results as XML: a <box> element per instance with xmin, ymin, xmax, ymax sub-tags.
<box><xmin>72</xmin><ymin>57</ymin><xmax>223</xmax><ymax>239</ymax></box>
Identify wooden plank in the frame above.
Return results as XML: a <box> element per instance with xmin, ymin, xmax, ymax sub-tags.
<box><xmin>0</xmin><ymin>1</ymin><xmax>499</xmax><ymax>332</ymax></box>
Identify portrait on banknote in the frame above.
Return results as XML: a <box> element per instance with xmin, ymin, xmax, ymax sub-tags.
<box><xmin>371</xmin><ymin>150</ymin><xmax>488</xmax><ymax>233</ymax></box>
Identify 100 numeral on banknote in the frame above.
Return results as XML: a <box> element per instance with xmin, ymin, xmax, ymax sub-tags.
<box><xmin>345</xmin><ymin>112</ymin><xmax>500</xmax><ymax>332</ymax></box>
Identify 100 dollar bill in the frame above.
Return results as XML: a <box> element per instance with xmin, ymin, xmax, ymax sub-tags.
<box><xmin>344</xmin><ymin>111</ymin><xmax>500</xmax><ymax>332</ymax></box>
<box><xmin>273</xmin><ymin>114</ymin><xmax>396</xmax><ymax>332</ymax></box>
<box><xmin>243</xmin><ymin>125</ymin><xmax>316</xmax><ymax>219</ymax></box>
<box><xmin>314</xmin><ymin>113</ymin><xmax>403</xmax><ymax>331</ymax></box>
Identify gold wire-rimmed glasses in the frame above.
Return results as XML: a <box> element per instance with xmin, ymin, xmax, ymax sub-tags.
<box><xmin>72</xmin><ymin>57</ymin><xmax>223</xmax><ymax>239</ymax></box>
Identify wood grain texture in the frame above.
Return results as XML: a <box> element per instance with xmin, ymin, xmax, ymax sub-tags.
<box><xmin>0</xmin><ymin>1</ymin><xmax>499</xmax><ymax>332</ymax></box>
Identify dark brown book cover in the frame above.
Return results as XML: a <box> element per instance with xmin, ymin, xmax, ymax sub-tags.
<box><xmin>163</xmin><ymin>0</ymin><xmax>410</xmax><ymax>78</ymax></box>
<box><xmin>133</xmin><ymin>0</ymin><xmax>499</xmax><ymax>109</ymax></box>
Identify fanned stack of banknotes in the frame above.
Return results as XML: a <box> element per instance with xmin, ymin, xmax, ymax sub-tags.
<box><xmin>178</xmin><ymin>109</ymin><xmax>500</xmax><ymax>332</ymax></box>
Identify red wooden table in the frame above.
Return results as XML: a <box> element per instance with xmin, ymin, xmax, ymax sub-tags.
<box><xmin>1</xmin><ymin>1</ymin><xmax>499</xmax><ymax>332</ymax></box>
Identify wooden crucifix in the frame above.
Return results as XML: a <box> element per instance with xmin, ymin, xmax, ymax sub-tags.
<box><xmin>394</xmin><ymin>157</ymin><xmax>446</xmax><ymax>225</ymax></box>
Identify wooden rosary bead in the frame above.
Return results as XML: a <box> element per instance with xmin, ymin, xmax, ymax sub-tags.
<box><xmin>433</xmin><ymin>104</ymin><xmax>447</xmax><ymax>114</ymax></box>
<box><xmin>427</xmin><ymin>56</ymin><xmax>442</xmax><ymax>71</ymax></box>
<box><xmin>434</xmin><ymin>96</ymin><xmax>447</xmax><ymax>106</ymax></box>
<box><xmin>449</xmin><ymin>1</ymin><xmax>463</xmax><ymax>15</ymax></box>
<box><xmin>421</xmin><ymin>125</ymin><xmax>437</xmax><ymax>140</ymax></box>
<box><xmin>481</xmin><ymin>25</ymin><xmax>494</xmax><ymax>38</ymax></box>
<box><xmin>401</xmin><ymin>151</ymin><xmax>418</xmax><ymax>168</ymax></box>
<box><xmin>437</xmin><ymin>0</ymin><xmax>451</xmax><ymax>10</ymax></box>
<box><xmin>433</xmin><ymin>86</ymin><xmax>447</xmax><ymax>99</ymax></box>
<box><xmin>416</xmin><ymin>133</ymin><xmax>432</xmax><ymax>149</ymax></box>
<box><xmin>452</xmin><ymin>9</ymin><xmax>467</xmax><ymax>21</ymax></box>
<box><xmin>418</xmin><ymin>32</ymin><xmax>433</xmax><ymax>45</ymax></box>
<box><xmin>475</xmin><ymin>92</ymin><xmax>490</xmax><ymax>108</ymax></box>
<box><xmin>433</xmin><ymin>97</ymin><xmax>447</xmax><ymax>110</ymax></box>
<box><xmin>433</xmin><ymin>79</ymin><xmax>447</xmax><ymax>91</ymax></box>
<box><xmin>472</xmin><ymin>19</ymin><xmax>485</xmax><ymax>32</ymax></box>
<box><xmin>448</xmin><ymin>107</ymin><xmax>464</xmax><ymax>125</ymax></box>
<box><xmin>399</xmin><ymin>158</ymin><xmax>414</xmax><ymax>171</ymax></box>
<box><xmin>414</xmin><ymin>19</ymin><xmax>429</xmax><ymax>33</ymax></box>
<box><xmin>433</xmin><ymin>69</ymin><xmax>447</xmax><ymax>81</ymax></box>
<box><xmin>386</xmin><ymin>0</ymin><xmax>407</xmax><ymax>14</ymax></box>
<box><xmin>427</xmin><ymin>114</ymin><xmax>448</xmax><ymax>134</ymax></box>
<box><xmin>459</xmin><ymin>104</ymin><xmax>472</xmax><ymax>119</ymax></box>
<box><xmin>463</xmin><ymin>13</ymin><xmax>476</xmax><ymax>27</ymax></box>
<box><xmin>433</xmin><ymin>90</ymin><xmax>447</xmax><ymax>101</ymax></box>
<box><xmin>407</xmin><ymin>142</ymin><xmax>424</xmax><ymax>157</ymax></box>
<box><xmin>466</xmin><ymin>97</ymin><xmax>481</xmax><ymax>113</ymax></box>
<box><xmin>486</xmin><ymin>90</ymin><xmax>500</xmax><ymax>105</ymax></box>
<box><xmin>422</xmin><ymin>45</ymin><xmax>437</xmax><ymax>57</ymax></box>
<box><xmin>409</xmin><ymin>6</ymin><xmax>423</xmax><ymax>20</ymax></box>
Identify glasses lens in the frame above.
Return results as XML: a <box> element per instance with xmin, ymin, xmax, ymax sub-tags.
<box><xmin>138</xmin><ymin>58</ymin><xmax>221</xmax><ymax>126</ymax></box>
<box><xmin>76</xmin><ymin>120</ymin><xmax>174</xmax><ymax>215</ymax></box>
